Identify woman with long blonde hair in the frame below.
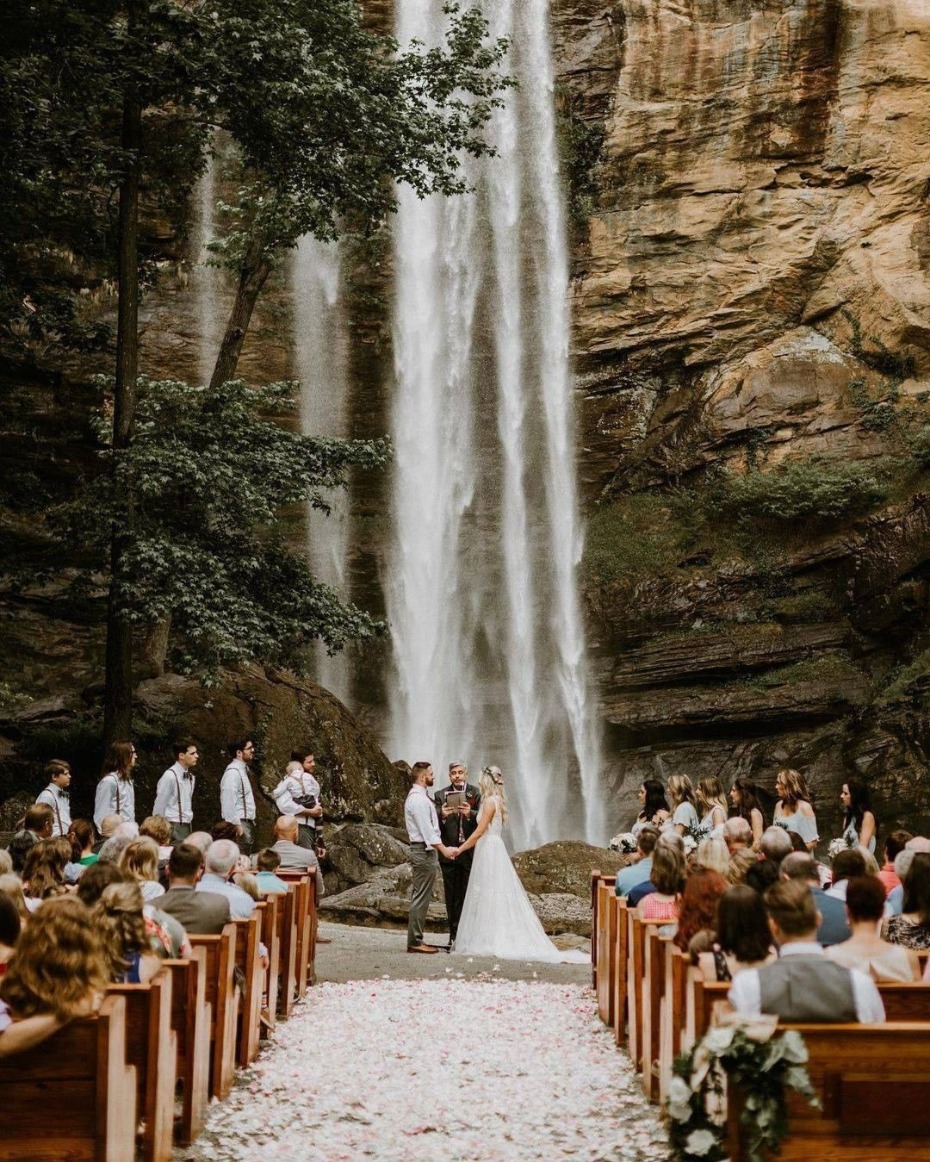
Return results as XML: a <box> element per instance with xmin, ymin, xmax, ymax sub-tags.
<box><xmin>695</xmin><ymin>777</ymin><xmax>728</xmax><ymax>837</ymax></box>
<box><xmin>90</xmin><ymin>882</ymin><xmax>161</xmax><ymax>984</ymax></box>
<box><xmin>773</xmin><ymin>768</ymin><xmax>818</xmax><ymax>852</ymax></box>
<box><xmin>451</xmin><ymin>767</ymin><xmax>585</xmax><ymax>963</ymax></box>
<box><xmin>665</xmin><ymin>775</ymin><xmax>699</xmax><ymax>837</ymax></box>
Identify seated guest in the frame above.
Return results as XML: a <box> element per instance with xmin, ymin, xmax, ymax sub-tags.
<box><xmin>883</xmin><ymin>852</ymin><xmax>930</xmax><ymax>950</ymax></box>
<box><xmin>92</xmin><ymin>813</ymin><xmax>122</xmax><ymax>854</ymax></box>
<box><xmin>780</xmin><ymin>852</ymin><xmax>850</xmax><ymax>946</ymax></box>
<box><xmin>632</xmin><ymin>834</ymin><xmax>685</xmax><ymax>921</ymax></box>
<box><xmin>271</xmin><ymin>816</ymin><xmax>325</xmax><ymax>897</ymax></box>
<box><xmin>7</xmin><ymin>830</ymin><xmax>36</xmax><ymax>875</ymax></box>
<box><xmin>694</xmin><ymin>836</ymin><xmax>730</xmax><ymax>877</ymax></box>
<box><xmin>139</xmin><ymin>816</ymin><xmax>173</xmax><ymax>862</ymax></box>
<box><xmin>729</xmin><ymin>879</ymin><xmax>885</xmax><ymax>1023</ymax></box>
<box><xmin>0</xmin><ymin>852</ymin><xmax>10</xmax><ymax>876</ymax></box>
<box><xmin>21</xmin><ymin>840</ymin><xmax>68</xmax><ymax>907</ymax></box>
<box><xmin>887</xmin><ymin>849</ymin><xmax>914</xmax><ymax>916</ymax></box>
<box><xmin>0</xmin><ymin>896</ymin><xmax>107</xmax><ymax>1057</ymax></box>
<box><xmin>113</xmin><ymin>821</ymin><xmax>140</xmax><ymax>840</ymax></box>
<box><xmin>723</xmin><ymin>817</ymin><xmax>752</xmax><ymax>854</ymax></box>
<box><xmin>827</xmin><ymin>876</ymin><xmax>920</xmax><ymax>981</ymax></box>
<box><xmin>97</xmin><ymin>835</ymin><xmax>131</xmax><ymax>864</ymax></box>
<box><xmin>744</xmin><ymin>858</ymin><xmax>780</xmax><ymax>895</ymax></box>
<box><xmin>825</xmin><ymin>848</ymin><xmax>867</xmax><ymax>901</ymax></box>
<box><xmin>254</xmin><ymin>849</ymin><xmax>290</xmax><ymax>895</ymax></box>
<box><xmin>68</xmin><ymin>819</ymin><xmax>98</xmax><ymax>868</ymax></box>
<box><xmin>0</xmin><ymin>875</ymin><xmax>30</xmax><ymax>927</ymax></box>
<box><xmin>159</xmin><ymin>844</ymin><xmax>230</xmax><ymax>935</ymax></box>
<box><xmin>673</xmin><ymin>868</ymin><xmax>727</xmax><ymax>957</ymax></box>
<box><xmin>615</xmin><ymin>826</ymin><xmax>659</xmax><ymax>897</ymax></box>
<box><xmin>698</xmin><ymin>886</ymin><xmax>775</xmax><ymax>981</ymax></box>
<box><xmin>91</xmin><ymin>882</ymin><xmax>161</xmax><ymax>984</ymax></box>
<box><xmin>0</xmin><ymin>891</ymin><xmax>20</xmax><ymax>976</ymax></box>
<box><xmin>185</xmin><ymin>831</ymin><xmax>213</xmax><ymax>855</ymax></box>
<box><xmin>232</xmin><ymin>871</ymin><xmax>261</xmax><ymax>901</ymax></box>
<box><xmin>118</xmin><ymin>836</ymin><xmax>165</xmax><ymax>901</ymax></box>
<box><xmin>75</xmin><ymin>860</ymin><xmax>127</xmax><ymax>907</ymax></box>
<box><xmin>210</xmin><ymin>821</ymin><xmax>241</xmax><ymax>844</ymax></box>
<box><xmin>759</xmin><ymin>825</ymin><xmax>793</xmax><ymax>867</ymax></box>
<box><xmin>197</xmin><ymin>840</ymin><xmax>255</xmax><ymax>919</ymax></box>
<box><xmin>726</xmin><ymin>847</ymin><xmax>758</xmax><ymax>885</ymax></box>
<box><xmin>23</xmin><ymin>804</ymin><xmax>54</xmax><ymax>841</ymax></box>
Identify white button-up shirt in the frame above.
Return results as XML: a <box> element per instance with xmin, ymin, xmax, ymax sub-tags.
<box><xmin>36</xmin><ymin>783</ymin><xmax>72</xmax><ymax>837</ymax></box>
<box><xmin>273</xmin><ymin>771</ymin><xmax>320</xmax><ymax>827</ymax></box>
<box><xmin>729</xmin><ymin>941</ymin><xmax>886</xmax><ymax>1023</ymax></box>
<box><xmin>94</xmin><ymin>773</ymin><xmax>136</xmax><ymax>832</ymax></box>
<box><xmin>404</xmin><ymin>783</ymin><xmax>442</xmax><ymax>846</ymax></box>
<box><xmin>220</xmin><ymin>759</ymin><xmax>255</xmax><ymax>825</ymax></box>
<box><xmin>153</xmin><ymin>762</ymin><xmax>195</xmax><ymax>825</ymax></box>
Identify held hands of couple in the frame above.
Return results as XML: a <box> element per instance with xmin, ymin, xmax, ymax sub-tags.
<box><xmin>439</xmin><ymin>845</ymin><xmax>460</xmax><ymax>860</ymax></box>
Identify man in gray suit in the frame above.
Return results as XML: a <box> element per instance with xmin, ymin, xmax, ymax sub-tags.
<box><xmin>158</xmin><ymin>843</ymin><xmax>230</xmax><ymax>934</ymax></box>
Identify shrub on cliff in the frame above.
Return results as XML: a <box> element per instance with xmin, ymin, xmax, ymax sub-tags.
<box><xmin>706</xmin><ymin>459</ymin><xmax>888</xmax><ymax>526</ymax></box>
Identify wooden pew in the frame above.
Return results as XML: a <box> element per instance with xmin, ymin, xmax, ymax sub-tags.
<box><xmin>726</xmin><ymin>1023</ymin><xmax>930</xmax><ymax>1157</ymax></box>
<box><xmin>233</xmin><ymin>907</ymin><xmax>264</xmax><ymax>1067</ymax></box>
<box><xmin>611</xmin><ymin>895</ymin><xmax>629</xmax><ymax>1047</ymax></box>
<box><xmin>259</xmin><ymin>892</ymin><xmax>281</xmax><ymax>1038</ymax></box>
<box><xmin>595</xmin><ymin>878</ymin><xmax>617</xmax><ymax>1026</ymax></box>
<box><xmin>275</xmin><ymin>885</ymin><xmax>299</xmax><ymax>1019</ymax></box>
<box><xmin>107</xmin><ymin>970</ymin><xmax>177</xmax><ymax>1162</ymax></box>
<box><xmin>189</xmin><ymin>925</ymin><xmax>240</xmax><ymax>1100</ymax></box>
<box><xmin>277</xmin><ymin>870</ymin><xmax>312</xmax><ymax>997</ymax></box>
<box><xmin>0</xmin><ymin>994</ymin><xmax>137</xmax><ymax>1162</ymax></box>
<box><xmin>591</xmin><ymin>868</ymin><xmax>603</xmax><ymax>989</ymax></box>
<box><xmin>161</xmin><ymin>950</ymin><xmax>211</xmax><ymax>1147</ymax></box>
<box><xmin>658</xmin><ymin>942</ymin><xmax>689</xmax><ymax>1101</ymax></box>
<box><xmin>626</xmin><ymin>912</ymin><xmax>669</xmax><ymax>1072</ymax></box>
<box><xmin>641</xmin><ymin>928</ymin><xmax>672</xmax><ymax>1100</ymax></box>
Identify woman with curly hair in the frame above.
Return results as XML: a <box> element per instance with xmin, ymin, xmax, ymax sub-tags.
<box><xmin>90</xmin><ymin>881</ymin><xmax>162</xmax><ymax>984</ymax></box>
<box><xmin>0</xmin><ymin>895</ymin><xmax>108</xmax><ymax>1057</ymax></box>
<box><xmin>0</xmin><ymin>891</ymin><xmax>20</xmax><ymax>977</ymax></box>
<box><xmin>673</xmin><ymin>868</ymin><xmax>728</xmax><ymax>958</ymax></box>
<box><xmin>729</xmin><ymin>776</ymin><xmax>766</xmax><ymax>848</ymax></box>
<box><xmin>773</xmin><ymin>768</ymin><xmax>818</xmax><ymax>852</ymax></box>
<box><xmin>118</xmin><ymin>836</ymin><xmax>165</xmax><ymax>902</ymax></box>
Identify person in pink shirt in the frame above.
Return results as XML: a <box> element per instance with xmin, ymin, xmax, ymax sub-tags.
<box><xmin>877</xmin><ymin>830</ymin><xmax>912</xmax><ymax>896</ymax></box>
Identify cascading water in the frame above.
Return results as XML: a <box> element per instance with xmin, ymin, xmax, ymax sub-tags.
<box><xmin>389</xmin><ymin>0</ymin><xmax>603</xmax><ymax>847</ymax></box>
<box><xmin>191</xmin><ymin>157</ymin><xmax>224</xmax><ymax>388</ymax></box>
<box><xmin>291</xmin><ymin>237</ymin><xmax>353</xmax><ymax>704</ymax></box>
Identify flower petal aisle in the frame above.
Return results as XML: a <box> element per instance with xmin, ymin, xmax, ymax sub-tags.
<box><xmin>180</xmin><ymin>979</ymin><xmax>670</xmax><ymax>1160</ymax></box>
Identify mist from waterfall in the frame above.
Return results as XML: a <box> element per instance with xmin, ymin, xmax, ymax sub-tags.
<box><xmin>388</xmin><ymin>0</ymin><xmax>603</xmax><ymax>847</ymax></box>
<box><xmin>292</xmin><ymin>237</ymin><xmax>353</xmax><ymax>704</ymax></box>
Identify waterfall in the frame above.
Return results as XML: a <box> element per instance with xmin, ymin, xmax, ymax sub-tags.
<box><xmin>389</xmin><ymin>0</ymin><xmax>603</xmax><ymax>846</ymax></box>
<box><xmin>291</xmin><ymin>237</ymin><xmax>353</xmax><ymax>704</ymax></box>
<box><xmin>191</xmin><ymin>157</ymin><xmax>223</xmax><ymax>388</ymax></box>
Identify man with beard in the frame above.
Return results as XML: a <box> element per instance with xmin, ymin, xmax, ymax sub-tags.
<box><xmin>434</xmin><ymin>761</ymin><xmax>481</xmax><ymax>950</ymax></box>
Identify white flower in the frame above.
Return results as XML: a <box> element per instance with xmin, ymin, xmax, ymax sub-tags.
<box><xmin>666</xmin><ymin>1076</ymin><xmax>692</xmax><ymax>1122</ymax></box>
<box><xmin>684</xmin><ymin>1127</ymin><xmax>718</xmax><ymax>1156</ymax></box>
<box><xmin>779</xmin><ymin>1030</ymin><xmax>809</xmax><ymax>1065</ymax></box>
<box><xmin>702</xmin><ymin>1025</ymin><xmax>735</xmax><ymax>1055</ymax></box>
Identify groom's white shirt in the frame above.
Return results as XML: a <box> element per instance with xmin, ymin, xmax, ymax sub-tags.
<box><xmin>405</xmin><ymin>784</ymin><xmax>442</xmax><ymax>846</ymax></box>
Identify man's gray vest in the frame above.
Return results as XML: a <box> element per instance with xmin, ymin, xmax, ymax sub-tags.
<box><xmin>758</xmin><ymin>954</ymin><xmax>857</xmax><ymax>1022</ymax></box>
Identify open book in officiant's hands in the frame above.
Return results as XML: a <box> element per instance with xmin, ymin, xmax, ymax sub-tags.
<box><xmin>443</xmin><ymin>791</ymin><xmax>467</xmax><ymax>810</ymax></box>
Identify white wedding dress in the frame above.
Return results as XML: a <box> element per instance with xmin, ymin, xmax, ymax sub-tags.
<box><xmin>452</xmin><ymin>796</ymin><xmax>588</xmax><ymax>963</ymax></box>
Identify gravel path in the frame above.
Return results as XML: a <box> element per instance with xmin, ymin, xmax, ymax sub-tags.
<box><xmin>180</xmin><ymin>959</ymin><xmax>671</xmax><ymax>1161</ymax></box>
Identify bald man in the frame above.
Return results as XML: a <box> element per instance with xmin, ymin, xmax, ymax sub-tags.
<box><xmin>271</xmin><ymin>815</ymin><xmax>324</xmax><ymax>898</ymax></box>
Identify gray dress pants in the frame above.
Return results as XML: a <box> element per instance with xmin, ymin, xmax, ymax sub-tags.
<box><xmin>408</xmin><ymin>845</ymin><xmax>438</xmax><ymax>947</ymax></box>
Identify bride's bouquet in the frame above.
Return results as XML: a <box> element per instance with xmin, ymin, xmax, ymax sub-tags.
<box><xmin>609</xmin><ymin>832</ymin><xmax>638</xmax><ymax>854</ymax></box>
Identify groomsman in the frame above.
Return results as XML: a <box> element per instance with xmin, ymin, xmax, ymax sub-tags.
<box><xmin>405</xmin><ymin>761</ymin><xmax>458</xmax><ymax>953</ymax></box>
<box><xmin>434</xmin><ymin>761</ymin><xmax>481</xmax><ymax>948</ymax></box>
<box><xmin>220</xmin><ymin>738</ymin><xmax>257</xmax><ymax>854</ymax></box>
<box><xmin>35</xmin><ymin>760</ymin><xmax>72</xmax><ymax>837</ymax></box>
<box><xmin>273</xmin><ymin>749</ymin><xmax>323</xmax><ymax>852</ymax></box>
<box><xmin>153</xmin><ymin>740</ymin><xmax>199</xmax><ymax>844</ymax></box>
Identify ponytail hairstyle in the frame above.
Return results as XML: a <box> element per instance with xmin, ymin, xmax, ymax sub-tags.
<box><xmin>478</xmin><ymin>766</ymin><xmax>508</xmax><ymax>824</ymax></box>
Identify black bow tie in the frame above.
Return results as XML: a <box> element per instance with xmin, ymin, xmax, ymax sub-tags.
<box><xmin>59</xmin><ymin>789</ymin><xmax>70</xmax><ymax>798</ymax></box>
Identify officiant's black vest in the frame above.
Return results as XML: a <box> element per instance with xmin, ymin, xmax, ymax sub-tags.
<box><xmin>434</xmin><ymin>783</ymin><xmax>481</xmax><ymax>849</ymax></box>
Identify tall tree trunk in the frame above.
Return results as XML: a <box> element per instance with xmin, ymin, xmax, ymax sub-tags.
<box><xmin>209</xmin><ymin>230</ymin><xmax>271</xmax><ymax>390</ymax></box>
<box><xmin>103</xmin><ymin>82</ymin><xmax>142</xmax><ymax>746</ymax></box>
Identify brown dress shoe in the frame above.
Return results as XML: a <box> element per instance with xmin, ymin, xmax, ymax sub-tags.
<box><xmin>407</xmin><ymin>943</ymin><xmax>440</xmax><ymax>954</ymax></box>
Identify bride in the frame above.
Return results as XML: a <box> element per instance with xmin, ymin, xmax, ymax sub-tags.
<box><xmin>451</xmin><ymin>766</ymin><xmax>587</xmax><ymax>963</ymax></box>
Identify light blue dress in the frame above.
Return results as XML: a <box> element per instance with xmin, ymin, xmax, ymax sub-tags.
<box><xmin>842</xmin><ymin>819</ymin><xmax>876</xmax><ymax>855</ymax></box>
<box><xmin>667</xmin><ymin>801</ymin><xmax>699</xmax><ymax>834</ymax></box>
<box><xmin>774</xmin><ymin>804</ymin><xmax>819</xmax><ymax>847</ymax></box>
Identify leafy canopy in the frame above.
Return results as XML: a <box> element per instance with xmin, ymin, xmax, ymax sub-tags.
<box><xmin>61</xmin><ymin>379</ymin><xmax>390</xmax><ymax>675</ymax></box>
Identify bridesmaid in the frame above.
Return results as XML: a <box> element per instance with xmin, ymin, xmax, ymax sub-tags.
<box><xmin>840</xmin><ymin>778</ymin><xmax>876</xmax><ymax>854</ymax></box>
<box><xmin>664</xmin><ymin>775</ymin><xmax>700</xmax><ymax>837</ymax></box>
<box><xmin>695</xmin><ymin>776</ymin><xmax>728</xmax><ymax>838</ymax></box>
<box><xmin>773</xmin><ymin>768</ymin><xmax>818</xmax><ymax>852</ymax></box>
<box><xmin>729</xmin><ymin>776</ymin><xmax>766</xmax><ymax>848</ymax></box>
<box><xmin>632</xmin><ymin>778</ymin><xmax>670</xmax><ymax>837</ymax></box>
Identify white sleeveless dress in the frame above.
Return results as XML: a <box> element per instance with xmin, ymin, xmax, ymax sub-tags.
<box><xmin>452</xmin><ymin>797</ymin><xmax>587</xmax><ymax>963</ymax></box>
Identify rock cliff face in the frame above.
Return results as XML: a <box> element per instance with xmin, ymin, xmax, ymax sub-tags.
<box><xmin>559</xmin><ymin>0</ymin><xmax>930</xmax><ymax>839</ymax></box>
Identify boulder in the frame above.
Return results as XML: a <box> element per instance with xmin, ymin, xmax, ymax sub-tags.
<box><xmin>324</xmin><ymin>822</ymin><xmax>411</xmax><ymax>896</ymax></box>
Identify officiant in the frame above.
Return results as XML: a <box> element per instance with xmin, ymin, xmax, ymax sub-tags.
<box><xmin>434</xmin><ymin>761</ymin><xmax>481</xmax><ymax>949</ymax></box>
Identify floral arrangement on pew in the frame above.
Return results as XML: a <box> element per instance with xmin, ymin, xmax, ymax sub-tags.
<box><xmin>666</xmin><ymin>1014</ymin><xmax>819</xmax><ymax>1162</ymax></box>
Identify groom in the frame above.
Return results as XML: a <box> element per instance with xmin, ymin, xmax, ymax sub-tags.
<box><xmin>404</xmin><ymin>761</ymin><xmax>459</xmax><ymax>953</ymax></box>
<box><xmin>434</xmin><ymin>761</ymin><xmax>481</xmax><ymax>949</ymax></box>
